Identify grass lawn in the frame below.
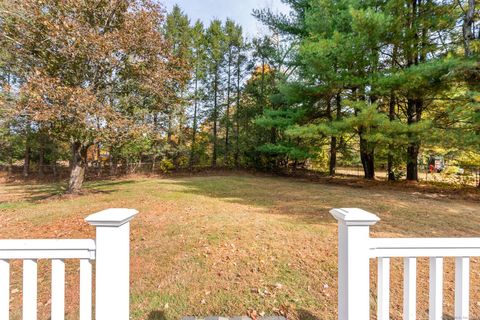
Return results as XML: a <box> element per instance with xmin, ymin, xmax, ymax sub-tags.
<box><xmin>0</xmin><ymin>173</ymin><xmax>479</xmax><ymax>320</ymax></box>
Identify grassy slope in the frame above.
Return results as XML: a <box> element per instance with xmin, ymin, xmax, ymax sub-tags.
<box><xmin>0</xmin><ymin>174</ymin><xmax>479</xmax><ymax>320</ymax></box>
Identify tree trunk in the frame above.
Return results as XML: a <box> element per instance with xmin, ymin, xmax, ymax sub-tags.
<box><xmin>23</xmin><ymin>137</ymin><xmax>30</xmax><ymax>178</ymax></box>
<box><xmin>68</xmin><ymin>141</ymin><xmax>89</xmax><ymax>194</ymax></box>
<box><xmin>96</xmin><ymin>143</ymin><xmax>102</xmax><ymax>176</ymax></box>
<box><xmin>7</xmin><ymin>150</ymin><xmax>13</xmax><ymax>175</ymax></box>
<box><xmin>51</xmin><ymin>142</ymin><xmax>57</xmax><ymax>177</ymax></box>
<box><xmin>212</xmin><ymin>70</ymin><xmax>218</xmax><ymax>168</ymax></box>
<box><xmin>51</xmin><ymin>160</ymin><xmax>57</xmax><ymax>177</ymax></box>
<box><xmin>260</xmin><ymin>57</ymin><xmax>266</xmax><ymax>112</ymax></box>
<box><xmin>327</xmin><ymin>98</ymin><xmax>336</xmax><ymax>176</ymax></box>
<box><xmin>329</xmin><ymin>137</ymin><xmax>337</xmax><ymax>176</ymax></box>
<box><xmin>406</xmin><ymin>143</ymin><xmax>419</xmax><ymax>181</ymax></box>
<box><xmin>109</xmin><ymin>156</ymin><xmax>117</xmax><ymax>176</ymax></box>
<box><xmin>234</xmin><ymin>50</ymin><xmax>242</xmax><ymax>168</ymax></box>
<box><xmin>406</xmin><ymin>98</ymin><xmax>423</xmax><ymax>181</ymax></box>
<box><xmin>405</xmin><ymin>0</ymin><xmax>423</xmax><ymax>182</ymax></box>
<box><xmin>167</xmin><ymin>110</ymin><xmax>173</xmax><ymax>145</ymax></box>
<box><xmin>360</xmin><ymin>136</ymin><xmax>375</xmax><ymax>180</ymax></box>
<box><xmin>224</xmin><ymin>47</ymin><xmax>232</xmax><ymax>165</ymax></box>
<box><xmin>38</xmin><ymin>139</ymin><xmax>45</xmax><ymax>178</ymax></box>
<box><xmin>387</xmin><ymin>93</ymin><xmax>396</xmax><ymax>181</ymax></box>
<box><xmin>190</xmin><ymin>69</ymin><xmax>199</xmax><ymax>170</ymax></box>
<box><xmin>463</xmin><ymin>0</ymin><xmax>476</xmax><ymax>57</ymax></box>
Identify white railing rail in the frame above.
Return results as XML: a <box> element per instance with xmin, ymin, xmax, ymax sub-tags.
<box><xmin>331</xmin><ymin>208</ymin><xmax>480</xmax><ymax>320</ymax></box>
<box><xmin>0</xmin><ymin>208</ymin><xmax>137</xmax><ymax>320</ymax></box>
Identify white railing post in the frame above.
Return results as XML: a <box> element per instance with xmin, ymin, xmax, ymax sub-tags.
<box><xmin>86</xmin><ymin>208</ymin><xmax>138</xmax><ymax>320</ymax></box>
<box><xmin>331</xmin><ymin>208</ymin><xmax>380</xmax><ymax>320</ymax></box>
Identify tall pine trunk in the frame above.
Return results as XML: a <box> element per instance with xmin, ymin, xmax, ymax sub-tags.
<box><xmin>406</xmin><ymin>98</ymin><xmax>423</xmax><ymax>181</ymax></box>
<box><xmin>38</xmin><ymin>137</ymin><xmax>45</xmax><ymax>178</ymax></box>
<box><xmin>387</xmin><ymin>93</ymin><xmax>396</xmax><ymax>181</ymax></box>
<box><xmin>359</xmin><ymin>134</ymin><xmax>375</xmax><ymax>180</ymax></box>
<box><xmin>329</xmin><ymin>93</ymin><xmax>342</xmax><ymax>176</ymax></box>
<box><xmin>68</xmin><ymin>141</ymin><xmax>89</xmax><ymax>194</ymax></box>
<box><xmin>387</xmin><ymin>44</ymin><xmax>398</xmax><ymax>181</ymax></box>
<box><xmin>23</xmin><ymin>136</ymin><xmax>30</xmax><ymax>178</ymax></box>
<box><xmin>405</xmin><ymin>0</ymin><xmax>423</xmax><ymax>182</ymax></box>
<box><xmin>234</xmin><ymin>51</ymin><xmax>242</xmax><ymax>168</ymax></box>
<box><xmin>327</xmin><ymin>98</ymin><xmax>336</xmax><ymax>176</ymax></box>
<box><xmin>212</xmin><ymin>70</ymin><xmax>218</xmax><ymax>168</ymax></box>
<box><xmin>461</xmin><ymin>0</ymin><xmax>479</xmax><ymax>186</ymax></box>
<box><xmin>190</xmin><ymin>68</ymin><xmax>199</xmax><ymax>170</ymax></box>
<box><xmin>462</xmin><ymin>0</ymin><xmax>476</xmax><ymax>57</ymax></box>
<box><xmin>224</xmin><ymin>47</ymin><xmax>232</xmax><ymax>165</ymax></box>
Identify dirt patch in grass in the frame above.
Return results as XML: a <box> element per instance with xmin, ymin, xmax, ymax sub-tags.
<box><xmin>0</xmin><ymin>173</ymin><xmax>479</xmax><ymax>319</ymax></box>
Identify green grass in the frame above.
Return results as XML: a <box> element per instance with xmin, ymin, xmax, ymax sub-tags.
<box><xmin>0</xmin><ymin>173</ymin><xmax>479</xmax><ymax>320</ymax></box>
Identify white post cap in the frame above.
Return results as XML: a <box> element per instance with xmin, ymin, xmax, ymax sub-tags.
<box><xmin>330</xmin><ymin>208</ymin><xmax>380</xmax><ymax>226</ymax></box>
<box><xmin>85</xmin><ymin>208</ymin><xmax>138</xmax><ymax>227</ymax></box>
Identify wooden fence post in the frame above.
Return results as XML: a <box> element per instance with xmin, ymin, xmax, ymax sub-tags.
<box><xmin>330</xmin><ymin>208</ymin><xmax>380</xmax><ymax>320</ymax></box>
<box><xmin>86</xmin><ymin>208</ymin><xmax>138</xmax><ymax>320</ymax></box>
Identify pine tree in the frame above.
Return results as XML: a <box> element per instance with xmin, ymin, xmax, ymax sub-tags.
<box><xmin>205</xmin><ymin>20</ymin><xmax>226</xmax><ymax>167</ymax></box>
<box><xmin>223</xmin><ymin>20</ymin><xmax>243</xmax><ymax>165</ymax></box>
<box><xmin>189</xmin><ymin>20</ymin><xmax>206</xmax><ymax>169</ymax></box>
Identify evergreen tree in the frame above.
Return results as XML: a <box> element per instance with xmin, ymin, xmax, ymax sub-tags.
<box><xmin>205</xmin><ymin>20</ymin><xmax>227</xmax><ymax>167</ymax></box>
<box><xmin>189</xmin><ymin>20</ymin><xmax>207</xmax><ymax>169</ymax></box>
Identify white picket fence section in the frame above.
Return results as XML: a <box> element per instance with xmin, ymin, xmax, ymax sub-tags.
<box><xmin>331</xmin><ymin>208</ymin><xmax>480</xmax><ymax>320</ymax></box>
<box><xmin>0</xmin><ymin>208</ymin><xmax>137</xmax><ymax>320</ymax></box>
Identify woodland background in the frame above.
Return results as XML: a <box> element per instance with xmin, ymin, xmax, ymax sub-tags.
<box><xmin>0</xmin><ymin>0</ymin><xmax>479</xmax><ymax>193</ymax></box>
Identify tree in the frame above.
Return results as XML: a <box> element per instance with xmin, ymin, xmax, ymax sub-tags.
<box><xmin>189</xmin><ymin>20</ymin><xmax>206</xmax><ymax>169</ymax></box>
<box><xmin>233</xmin><ymin>35</ymin><xmax>249</xmax><ymax>167</ymax></box>
<box><xmin>223</xmin><ymin>20</ymin><xmax>243</xmax><ymax>165</ymax></box>
<box><xmin>205</xmin><ymin>20</ymin><xmax>226</xmax><ymax>167</ymax></box>
<box><xmin>164</xmin><ymin>5</ymin><xmax>192</xmax><ymax>159</ymax></box>
<box><xmin>0</xmin><ymin>0</ymin><xmax>185</xmax><ymax>192</ymax></box>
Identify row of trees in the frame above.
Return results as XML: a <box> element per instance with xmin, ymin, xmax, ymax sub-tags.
<box><xmin>254</xmin><ymin>0</ymin><xmax>479</xmax><ymax>181</ymax></box>
<box><xmin>1</xmin><ymin>0</ymin><xmax>479</xmax><ymax>192</ymax></box>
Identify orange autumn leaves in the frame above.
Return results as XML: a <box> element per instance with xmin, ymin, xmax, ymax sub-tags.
<box><xmin>1</xmin><ymin>0</ymin><xmax>188</xmax><ymax>142</ymax></box>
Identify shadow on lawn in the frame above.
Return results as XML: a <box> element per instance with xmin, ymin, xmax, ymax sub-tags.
<box><xmin>147</xmin><ymin>310</ymin><xmax>167</xmax><ymax>320</ymax></box>
<box><xmin>2</xmin><ymin>179</ymin><xmax>137</xmax><ymax>203</ymax></box>
<box><xmin>169</xmin><ymin>177</ymin><xmax>337</xmax><ymax>226</ymax></box>
<box><xmin>164</xmin><ymin>175</ymin><xmax>480</xmax><ymax>237</ymax></box>
<box><xmin>146</xmin><ymin>310</ymin><xmax>320</xmax><ymax>320</ymax></box>
<box><xmin>297</xmin><ymin>309</ymin><xmax>322</xmax><ymax>320</ymax></box>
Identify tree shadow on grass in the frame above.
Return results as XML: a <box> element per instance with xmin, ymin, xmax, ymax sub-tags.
<box><xmin>297</xmin><ymin>309</ymin><xmax>321</xmax><ymax>320</ymax></box>
<box><xmin>88</xmin><ymin>179</ymin><xmax>137</xmax><ymax>188</ymax></box>
<box><xmin>164</xmin><ymin>174</ymin><xmax>480</xmax><ymax>237</ymax></box>
<box><xmin>148</xmin><ymin>310</ymin><xmax>167</xmax><ymax>320</ymax></box>
<box><xmin>1</xmin><ymin>179</ymin><xmax>137</xmax><ymax>203</ymax></box>
<box><xmin>167</xmin><ymin>176</ymin><xmax>338</xmax><ymax>226</ymax></box>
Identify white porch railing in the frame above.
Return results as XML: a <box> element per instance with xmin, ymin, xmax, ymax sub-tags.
<box><xmin>0</xmin><ymin>208</ymin><xmax>137</xmax><ymax>320</ymax></box>
<box><xmin>331</xmin><ymin>208</ymin><xmax>480</xmax><ymax>320</ymax></box>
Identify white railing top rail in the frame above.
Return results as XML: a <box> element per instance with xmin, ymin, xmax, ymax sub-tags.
<box><xmin>0</xmin><ymin>239</ymin><xmax>96</xmax><ymax>260</ymax></box>
<box><xmin>331</xmin><ymin>208</ymin><xmax>480</xmax><ymax>258</ymax></box>
<box><xmin>369</xmin><ymin>237</ymin><xmax>480</xmax><ymax>258</ymax></box>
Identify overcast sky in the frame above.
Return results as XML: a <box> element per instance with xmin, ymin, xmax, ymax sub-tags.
<box><xmin>162</xmin><ymin>0</ymin><xmax>290</xmax><ymax>37</ymax></box>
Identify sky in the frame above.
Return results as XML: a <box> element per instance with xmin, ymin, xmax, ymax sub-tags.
<box><xmin>162</xmin><ymin>0</ymin><xmax>291</xmax><ymax>37</ymax></box>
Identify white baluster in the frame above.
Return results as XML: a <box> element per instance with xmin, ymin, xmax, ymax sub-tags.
<box><xmin>79</xmin><ymin>259</ymin><xmax>92</xmax><ymax>320</ymax></box>
<box><xmin>429</xmin><ymin>257</ymin><xmax>443</xmax><ymax>320</ymax></box>
<box><xmin>0</xmin><ymin>259</ymin><xmax>9</xmax><ymax>320</ymax></box>
<box><xmin>378</xmin><ymin>257</ymin><xmax>390</xmax><ymax>320</ymax></box>
<box><xmin>455</xmin><ymin>257</ymin><xmax>469</xmax><ymax>320</ymax></box>
<box><xmin>23</xmin><ymin>259</ymin><xmax>37</xmax><ymax>320</ymax></box>
<box><xmin>51</xmin><ymin>259</ymin><xmax>65</xmax><ymax>320</ymax></box>
<box><xmin>403</xmin><ymin>257</ymin><xmax>416</xmax><ymax>320</ymax></box>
